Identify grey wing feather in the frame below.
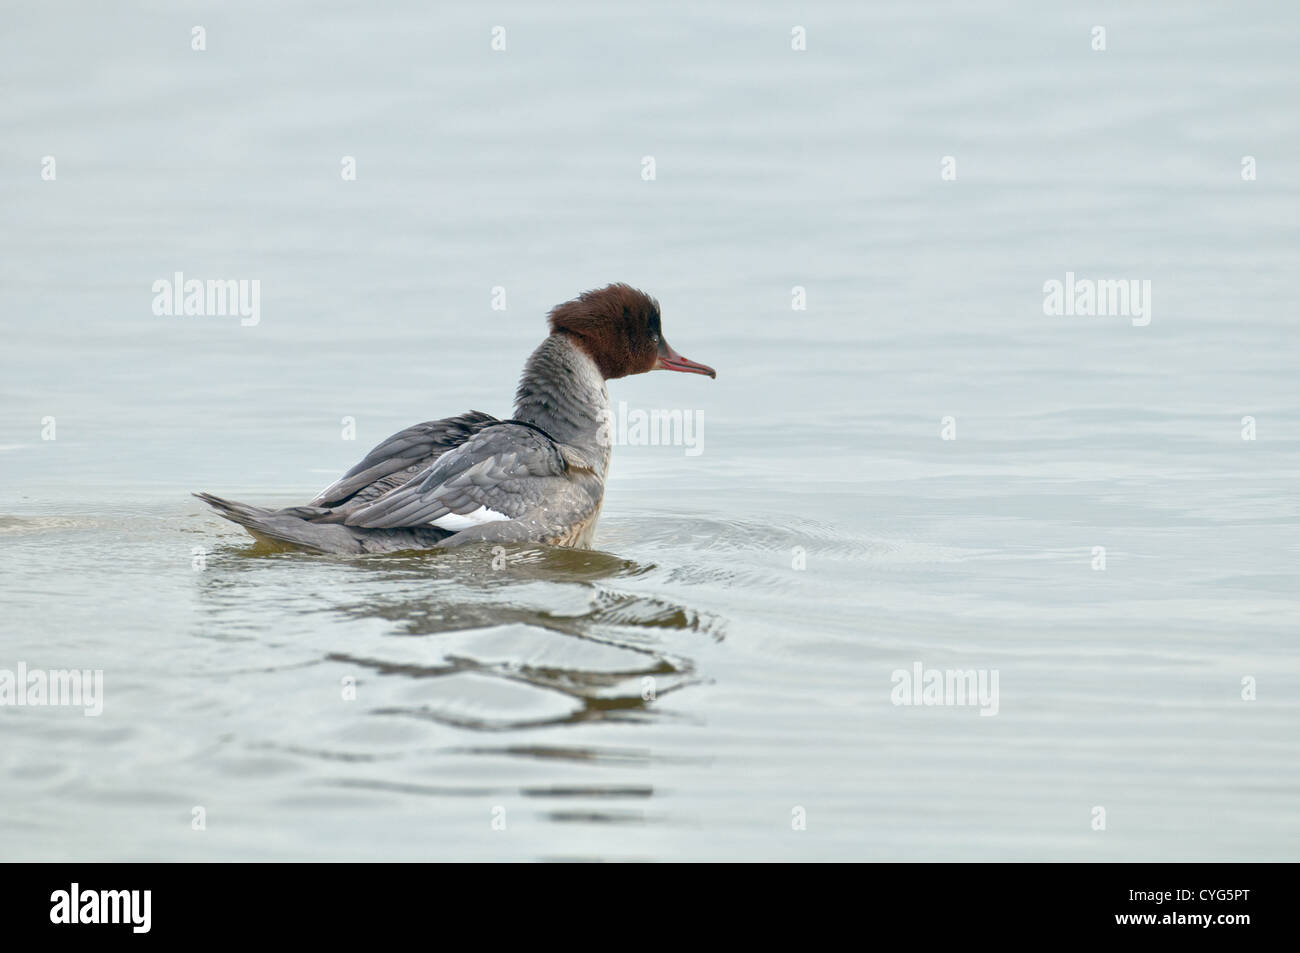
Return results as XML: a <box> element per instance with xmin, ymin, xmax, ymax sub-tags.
<box><xmin>344</xmin><ymin>423</ymin><xmax>567</xmax><ymax>529</ymax></box>
<box><xmin>311</xmin><ymin>410</ymin><xmax>498</xmax><ymax>506</ymax></box>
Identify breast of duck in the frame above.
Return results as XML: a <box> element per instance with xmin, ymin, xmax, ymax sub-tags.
<box><xmin>195</xmin><ymin>283</ymin><xmax>716</xmax><ymax>554</ymax></box>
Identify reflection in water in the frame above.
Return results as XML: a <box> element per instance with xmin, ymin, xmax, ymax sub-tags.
<box><xmin>445</xmin><ymin>745</ymin><xmax>657</xmax><ymax>764</ymax></box>
<box><xmin>326</xmin><ymin>778</ymin><xmax>655</xmax><ymax>800</ymax></box>
<box><xmin>191</xmin><ymin>538</ymin><xmax>718</xmax><ymax>791</ymax></box>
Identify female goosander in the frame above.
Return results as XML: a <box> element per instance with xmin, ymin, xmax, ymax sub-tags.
<box><xmin>195</xmin><ymin>283</ymin><xmax>715</xmax><ymax>554</ymax></box>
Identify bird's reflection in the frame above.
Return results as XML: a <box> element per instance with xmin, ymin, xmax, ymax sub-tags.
<box><xmin>193</xmin><ymin>538</ymin><xmax>717</xmax><ymax>733</ymax></box>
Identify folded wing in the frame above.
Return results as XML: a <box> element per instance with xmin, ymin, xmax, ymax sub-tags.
<box><xmin>311</xmin><ymin>410</ymin><xmax>498</xmax><ymax>507</ymax></box>
<box><xmin>344</xmin><ymin>423</ymin><xmax>567</xmax><ymax>530</ymax></box>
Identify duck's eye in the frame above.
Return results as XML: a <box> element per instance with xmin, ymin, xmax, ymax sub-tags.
<box><xmin>650</xmin><ymin>332</ymin><xmax>660</xmax><ymax>344</ymax></box>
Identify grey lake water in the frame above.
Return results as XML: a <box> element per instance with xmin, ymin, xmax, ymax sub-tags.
<box><xmin>1</xmin><ymin>1</ymin><xmax>1298</xmax><ymax>861</ymax></box>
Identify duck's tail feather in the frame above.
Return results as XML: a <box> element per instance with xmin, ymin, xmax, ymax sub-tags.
<box><xmin>193</xmin><ymin>492</ymin><xmax>450</xmax><ymax>554</ymax></box>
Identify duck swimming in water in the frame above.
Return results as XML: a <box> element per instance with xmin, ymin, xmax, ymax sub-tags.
<box><xmin>195</xmin><ymin>283</ymin><xmax>716</xmax><ymax>554</ymax></box>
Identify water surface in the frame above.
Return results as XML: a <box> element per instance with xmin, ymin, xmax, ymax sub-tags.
<box><xmin>1</xmin><ymin>0</ymin><xmax>1298</xmax><ymax>861</ymax></box>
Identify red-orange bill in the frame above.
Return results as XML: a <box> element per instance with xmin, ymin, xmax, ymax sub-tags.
<box><xmin>656</xmin><ymin>339</ymin><xmax>716</xmax><ymax>378</ymax></box>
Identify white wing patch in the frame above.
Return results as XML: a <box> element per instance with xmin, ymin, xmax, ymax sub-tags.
<box><xmin>429</xmin><ymin>506</ymin><xmax>511</xmax><ymax>532</ymax></box>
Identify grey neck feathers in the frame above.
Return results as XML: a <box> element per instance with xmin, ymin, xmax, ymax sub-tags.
<box><xmin>513</xmin><ymin>334</ymin><xmax>611</xmax><ymax>468</ymax></box>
